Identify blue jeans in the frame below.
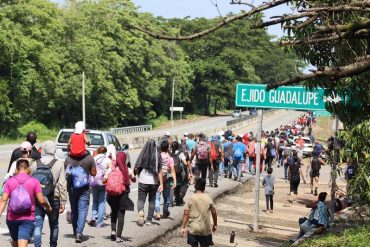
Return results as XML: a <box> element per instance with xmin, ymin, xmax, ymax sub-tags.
<box><xmin>69</xmin><ymin>187</ymin><xmax>90</xmax><ymax>235</ymax></box>
<box><xmin>155</xmin><ymin>181</ymin><xmax>171</xmax><ymax>214</ymax></box>
<box><xmin>284</xmin><ymin>164</ymin><xmax>289</xmax><ymax>180</ymax></box>
<box><xmin>218</xmin><ymin>161</ymin><xmax>224</xmax><ymax>176</ymax></box>
<box><xmin>232</xmin><ymin>160</ymin><xmax>242</xmax><ymax>181</ymax></box>
<box><xmin>34</xmin><ymin>199</ymin><xmax>60</xmax><ymax>247</ymax></box>
<box><xmin>91</xmin><ymin>185</ymin><xmax>106</xmax><ymax>225</ymax></box>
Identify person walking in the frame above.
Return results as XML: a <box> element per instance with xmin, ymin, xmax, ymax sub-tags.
<box><xmin>172</xmin><ymin>141</ymin><xmax>191</xmax><ymax>206</ymax></box>
<box><xmin>191</xmin><ymin>134</ymin><xmax>213</xmax><ymax>183</ymax></box>
<box><xmin>181</xmin><ymin>178</ymin><xmax>217</xmax><ymax>247</ymax></box>
<box><xmin>154</xmin><ymin>140</ymin><xmax>176</xmax><ymax>219</ymax></box>
<box><xmin>31</xmin><ymin>141</ymin><xmax>67</xmax><ymax>247</ymax></box>
<box><xmin>309</xmin><ymin>151</ymin><xmax>324</xmax><ymax>196</ymax></box>
<box><xmin>5</xmin><ymin>141</ymin><xmax>36</xmax><ymax>181</ymax></box>
<box><xmin>232</xmin><ymin>136</ymin><xmax>246</xmax><ymax>182</ymax></box>
<box><xmin>262</xmin><ymin>168</ymin><xmax>275</xmax><ymax>213</ymax></box>
<box><xmin>8</xmin><ymin>132</ymin><xmax>41</xmax><ymax>172</ymax></box>
<box><xmin>134</xmin><ymin>140</ymin><xmax>163</xmax><ymax>226</ymax></box>
<box><xmin>223</xmin><ymin>136</ymin><xmax>234</xmax><ymax>178</ymax></box>
<box><xmin>0</xmin><ymin>159</ymin><xmax>52</xmax><ymax>247</ymax></box>
<box><xmin>106</xmin><ymin>151</ymin><xmax>135</xmax><ymax>242</ymax></box>
<box><xmin>288</xmin><ymin>150</ymin><xmax>305</xmax><ymax>203</ymax></box>
<box><xmin>209</xmin><ymin>135</ymin><xmax>223</xmax><ymax>187</ymax></box>
<box><xmin>88</xmin><ymin>146</ymin><xmax>111</xmax><ymax>228</ymax></box>
<box><xmin>64</xmin><ymin>147</ymin><xmax>96</xmax><ymax>243</ymax></box>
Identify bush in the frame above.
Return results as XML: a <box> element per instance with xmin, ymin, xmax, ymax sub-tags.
<box><xmin>149</xmin><ymin>115</ymin><xmax>168</xmax><ymax>128</ymax></box>
<box><xmin>18</xmin><ymin>121</ymin><xmax>54</xmax><ymax>137</ymax></box>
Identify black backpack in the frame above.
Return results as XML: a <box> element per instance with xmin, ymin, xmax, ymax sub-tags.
<box><xmin>33</xmin><ymin>159</ymin><xmax>57</xmax><ymax>197</ymax></box>
<box><xmin>311</xmin><ymin>157</ymin><xmax>321</xmax><ymax>173</ymax></box>
<box><xmin>172</xmin><ymin>152</ymin><xmax>185</xmax><ymax>175</ymax></box>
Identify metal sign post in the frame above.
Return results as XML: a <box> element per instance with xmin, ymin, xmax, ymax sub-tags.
<box><xmin>253</xmin><ymin>109</ymin><xmax>263</xmax><ymax>232</ymax></box>
<box><xmin>82</xmin><ymin>71</ymin><xmax>86</xmax><ymax>126</ymax></box>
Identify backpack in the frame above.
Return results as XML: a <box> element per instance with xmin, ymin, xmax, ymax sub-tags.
<box><xmin>269</xmin><ymin>143</ymin><xmax>276</xmax><ymax>158</ymax></box>
<box><xmin>106</xmin><ymin>160</ymin><xmax>125</xmax><ymax>196</ymax></box>
<box><xmin>172</xmin><ymin>152</ymin><xmax>185</xmax><ymax>176</ymax></box>
<box><xmin>311</xmin><ymin>157</ymin><xmax>321</xmax><ymax>173</ymax></box>
<box><xmin>210</xmin><ymin>142</ymin><xmax>221</xmax><ymax>160</ymax></box>
<box><xmin>196</xmin><ymin>140</ymin><xmax>209</xmax><ymax>161</ymax></box>
<box><xmin>161</xmin><ymin>153</ymin><xmax>172</xmax><ymax>179</ymax></box>
<box><xmin>9</xmin><ymin>177</ymin><xmax>32</xmax><ymax>214</ymax></box>
<box><xmin>67</xmin><ymin>164</ymin><xmax>90</xmax><ymax>189</ymax></box>
<box><xmin>233</xmin><ymin>148</ymin><xmax>243</xmax><ymax>161</ymax></box>
<box><xmin>89</xmin><ymin>156</ymin><xmax>106</xmax><ymax>187</ymax></box>
<box><xmin>33</xmin><ymin>159</ymin><xmax>57</xmax><ymax>197</ymax></box>
<box><xmin>283</xmin><ymin>148</ymin><xmax>290</xmax><ymax>158</ymax></box>
<box><xmin>346</xmin><ymin>165</ymin><xmax>356</xmax><ymax>180</ymax></box>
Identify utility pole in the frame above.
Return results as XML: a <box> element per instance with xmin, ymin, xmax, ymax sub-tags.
<box><xmin>171</xmin><ymin>77</ymin><xmax>175</xmax><ymax>127</ymax></box>
<box><xmin>253</xmin><ymin>109</ymin><xmax>263</xmax><ymax>232</ymax></box>
<box><xmin>82</xmin><ymin>71</ymin><xmax>86</xmax><ymax>126</ymax></box>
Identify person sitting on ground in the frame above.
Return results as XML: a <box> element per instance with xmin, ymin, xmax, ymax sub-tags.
<box><xmin>68</xmin><ymin>121</ymin><xmax>90</xmax><ymax>159</ymax></box>
<box><xmin>181</xmin><ymin>178</ymin><xmax>217</xmax><ymax>247</ymax></box>
<box><xmin>296</xmin><ymin>192</ymin><xmax>330</xmax><ymax>240</ymax></box>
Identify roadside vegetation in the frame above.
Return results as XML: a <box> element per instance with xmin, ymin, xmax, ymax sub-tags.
<box><xmin>0</xmin><ymin>0</ymin><xmax>302</xmax><ymax>137</ymax></box>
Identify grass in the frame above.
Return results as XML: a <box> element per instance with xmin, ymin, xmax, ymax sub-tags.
<box><xmin>313</xmin><ymin>116</ymin><xmax>334</xmax><ymax>142</ymax></box>
<box><xmin>297</xmin><ymin>225</ymin><xmax>370</xmax><ymax>247</ymax></box>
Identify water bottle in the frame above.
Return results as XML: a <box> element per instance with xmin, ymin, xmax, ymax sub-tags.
<box><xmin>230</xmin><ymin>230</ymin><xmax>235</xmax><ymax>243</ymax></box>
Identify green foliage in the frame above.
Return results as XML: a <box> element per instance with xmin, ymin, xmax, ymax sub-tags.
<box><xmin>17</xmin><ymin>120</ymin><xmax>54</xmax><ymax>137</ymax></box>
<box><xmin>340</xmin><ymin>122</ymin><xmax>370</xmax><ymax>206</ymax></box>
<box><xmin>297</xmin><ymin>225</ymin><xmax>370</xmax><ymax>247</ymax></box>
<box><xmin>0</xmin><ymin>0</ymin><xmax>302</xmax><ymax>135</ymax></box>
<box><xmin>148</xmin><ymin>115</ymin><xmax>168</xmax><ymax>129</ymax></box>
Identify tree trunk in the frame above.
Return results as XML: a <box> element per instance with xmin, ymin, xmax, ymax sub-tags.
<box><xmin>214</xmin><ymin>98</ymin><xmax>218</xmax><ymax>116</ymax></box>
<box><xmin>204</xmin><ymin>94</ymin><xmax>211</xmax><ymax>116</ymax></box>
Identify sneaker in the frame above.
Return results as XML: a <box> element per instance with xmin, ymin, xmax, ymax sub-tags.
<box><xmin>145</xmin><ymin>220</ymin><xmax>153</xmax><ymax>226</ymax></box>
<box><xmin>87</xmin><ymin>219</ymin><xmax>96</xmax><ymax>227</ymax></box>
<box><xmin>270</xmin><ymin>210</ymin><xmax>274</xmax><ymax>213</ymax></box>
<box><xmin>96</xmin><ymin>223</ymin><xmax>106</xmax><ymax>228</ymax></box>
<box><xmin>137</xmin><ymin>210</ymin><xmax>145</xmax><ymax>226</ymax></box>
<box><xmin>110</xmin><ymin>232</ymin><xmax>116</xmax><ymax>241</ymax></box>
<box><xmin>116</xmin><ymin>236</ymin><xmax>124</xmax><ymax>243</ymax></box>
<box><xmin>214</xmin><ymin>183</ymin><xmax>218</xmax><ymax>188</ymax></box>
<box><xmin>75</xmin><ymin>233</ymin><xmax>82</xmax><ymax>243</ymax></box>
<box><xmin>162</xmin><ymin>211</ymin><xmax>170</xmax><ymax>219</ymax></box>
<box><xmin>154</xmin><ymin>212</ymin><xmax>161</xmax><ymax>221</ymax></box>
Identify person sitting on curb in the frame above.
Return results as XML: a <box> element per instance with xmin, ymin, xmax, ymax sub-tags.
<box><xmin>294</xmin><ymin>192</ymin><xmax>330</xmax><ymax>242</ymax></box>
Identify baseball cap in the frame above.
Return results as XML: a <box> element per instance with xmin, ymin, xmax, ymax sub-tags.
<box><xmin>164</xmin><ymin>131</ymin><xmax>170</xmax><ymax>137</ymax></box>
<box><xmin>184</xmin><ymin>132</ymin><xmax>189</xmax><ymax>136</ymax></box>
<box><xmin>74</xmin><ymin>121</ymin><xmax>85</xmax><ymax>134</ymax></box>
<box><xmin>20</xmin><ymin>141</ymin><xmax>32</xmax><ymax>152</ymax></box>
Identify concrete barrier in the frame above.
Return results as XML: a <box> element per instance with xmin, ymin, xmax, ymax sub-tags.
<box><xmin>117</xmin><ymin>110</ymin><xmax>283</xmax><ymax>149</ymax></box>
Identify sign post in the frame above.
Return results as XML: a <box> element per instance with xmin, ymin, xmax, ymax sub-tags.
<box><xmin>235</xmin><ymin>83</ymin><xmax>335</xmax><ymax>232</ymax></box>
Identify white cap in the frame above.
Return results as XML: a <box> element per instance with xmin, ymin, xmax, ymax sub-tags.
<box><xmin>184</xmin><ymin>132</ymin><xmax>189</xmax><ymax>136</ymax></box>
<box><xmin>219</xmin><ymin>131</ymin><xmax>225</xmax><ymax>136</ymax></box>
<box><xmin>164</xmin><ymin>131</ymin><xmax>170</xmax><ymax>137</ymax></box>
<box><xmin>20</xmin><ymin>141</ymin><xmax>32</xmax><ymax>152</ymax></box>
<box><xmin>74</xmin><ymin>121</ymin><xmax>85</xmax><ymax>134</ymax></box>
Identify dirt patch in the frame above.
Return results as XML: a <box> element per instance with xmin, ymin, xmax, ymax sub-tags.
<box><xmin>313</xmin><ymin>117</ymin><xmax>334</xmax><ymax>142</ymax></box>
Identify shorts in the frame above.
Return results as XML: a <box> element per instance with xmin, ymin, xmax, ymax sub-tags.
<box><xmin>7</xmin><ymin>220</ymin><xmax>35</xmax><ymax>241</ymax></box>
<box><xmin>187</xmin><ymin>233</ymin><xmax>214</xmax><ymax>246</ymax></box>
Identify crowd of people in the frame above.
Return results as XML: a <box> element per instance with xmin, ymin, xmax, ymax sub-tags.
<box><xmin>0</xmin><ymin>112</ymin><xmax>357</xmax><ymax>247</ymax></box>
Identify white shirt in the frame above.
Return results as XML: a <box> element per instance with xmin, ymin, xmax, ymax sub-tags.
<box><xmin>138</xmin><ymin>169</ymin><xmax>158</xmax><ymax>185</ymax></box>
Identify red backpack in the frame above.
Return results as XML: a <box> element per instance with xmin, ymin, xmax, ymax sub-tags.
<box><xmin>106</xmin><ymin>160</ymin><xmax>125</xmax><ymax>196</ymax></box>
<box><xmin>210</xmin><ymin>143</ymin><xmax>218</xmax><ymax>160</ymax></box>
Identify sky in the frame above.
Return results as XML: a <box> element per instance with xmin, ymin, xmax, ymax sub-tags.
<box><xmin>51</xmin><ymin>0</ymin><xmax>292</xmax><ymax>37</ymax></box>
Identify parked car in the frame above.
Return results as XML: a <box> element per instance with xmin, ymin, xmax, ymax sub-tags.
<box><xmin>232</xmin><ymin>109</ymin><xmax>242</xmax><ymax>118</ymax></box>
<box><xmin>291</xmin><ymin>136</ymin><xmax>314</xmax><ymax>157</ymax></box>
<box><xmin>55</xmin><ymin>129</ymin><xmax>123</xmax><ymax>160</ymax></box>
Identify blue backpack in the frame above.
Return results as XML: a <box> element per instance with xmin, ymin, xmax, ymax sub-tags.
<box><xmin>233</xmin><ymin>148</ymin><xmax>243</xmax><ymax>160</ymax></box>
<box><xmin>67</xmin><ymin>164</ymin><xmax>89</xmax><ymax>189</ymax></box>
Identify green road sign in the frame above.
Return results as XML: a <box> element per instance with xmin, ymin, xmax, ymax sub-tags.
<box><xmin>314</xmin><ymin>111</ymin><xmax>332</xmax><ymax>117</ymax></box>
<box><xmin>236</xmin><ymin>83</ymin><xmax>327</xmax><ymax>111</ymax></box>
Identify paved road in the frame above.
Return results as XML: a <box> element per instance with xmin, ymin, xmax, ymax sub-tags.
<box><xmin>0</xmin><ymin>110</ymin><xmax>302</xmax><ymax>246</ymax></box>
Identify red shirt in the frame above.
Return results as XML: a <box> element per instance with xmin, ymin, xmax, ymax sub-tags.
<box><xmin>70</xmin><ymin>133</ymin><xmax>86</xmax><ymax>157</ymax></box>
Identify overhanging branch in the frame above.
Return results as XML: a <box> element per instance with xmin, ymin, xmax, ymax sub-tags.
<box><xmin>267</xmin><ymin>57</ymin><xmax>370</xmax><ymax>89</ymax></box>
<box><xmin>132</xmin><ymin>0</ymin><xmax>289</xmax><ymax>40</ymax></box>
